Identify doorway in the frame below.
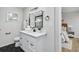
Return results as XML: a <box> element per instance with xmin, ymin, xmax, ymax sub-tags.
<box><xmin>61</xmin><ymin>7</ymin><xmax>79</xmax><ymax>52</ymax></box>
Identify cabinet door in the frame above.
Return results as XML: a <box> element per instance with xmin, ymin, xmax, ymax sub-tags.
<box><xmin>20</xmin><ymin>34</ymin><xmax>29</xmax><ymax>51</ymax></box>
<box><xmin>29</xmin><ymin>41</ymin><xmax>37</xmax><ymax>52</ymax></box>
<box><xmin>25</xmin><ymin>35</ymin><xmax>37</xmax><ymax>52</ymax></box>
<box><xmin>36</xmin><ymin>36</ymin><xmax>46</xmax><ymax>52</ymax></box>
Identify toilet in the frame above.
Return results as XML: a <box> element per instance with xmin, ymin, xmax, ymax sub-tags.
<box><xmin>14</xmin><ymin>37</ymin><xmax>20</xmax><ymax>47</ymax></box>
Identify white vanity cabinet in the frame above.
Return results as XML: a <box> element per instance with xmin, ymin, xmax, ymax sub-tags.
<box><xmin>20</xmin><ymin>31</ymin><xmax>47</xmax><ymax>52</ymax></box>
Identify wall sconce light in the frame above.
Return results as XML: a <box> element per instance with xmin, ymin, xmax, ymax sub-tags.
<box><xmin>45</xmin><ymin>15</ymin><xmax>49</xmax><ymax>21</ymax></box>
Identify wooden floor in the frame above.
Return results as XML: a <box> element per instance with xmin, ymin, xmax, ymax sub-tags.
<box><xmin>62</xmin><ymin>38</ymin><xmax>79</xmax><ymax>52</ymax></box>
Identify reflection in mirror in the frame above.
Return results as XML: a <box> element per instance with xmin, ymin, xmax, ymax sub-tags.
<box><xmin>35</xmin><ymin>15</ymin><xmax>43</xmax><ymax>30</ymax></box>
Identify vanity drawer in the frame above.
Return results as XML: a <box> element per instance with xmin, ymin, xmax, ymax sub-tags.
<box><xmin>28</xmin><ymin>36</ymin><xmax>37</xmax><ymax>43</ymax></box>
<box><xmin>20</xmin><ymin>33</ymin><xmax>27</xmax><ymax>38</ymax></box>
<box><xmin>28</xmin><ymin>42</ymin><xmax>37</xmax><ymax>52</ymax></box>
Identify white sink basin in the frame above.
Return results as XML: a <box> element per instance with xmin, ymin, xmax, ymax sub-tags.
<box><xmin>20</xmin><ymin>30</ymin><xmax>47</xmax><ymax>38</ymax></box>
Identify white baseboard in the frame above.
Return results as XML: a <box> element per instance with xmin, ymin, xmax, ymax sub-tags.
<box><xmin>0</xmin><ymin>41</ymin><xmax>14</xmax><ymax>48</ymax></box>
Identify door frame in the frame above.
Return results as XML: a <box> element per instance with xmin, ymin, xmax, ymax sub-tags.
<box><xmin>54</xmin><ymin>7</ymin><xmax>62</xmax><ymax>52</ymax></box>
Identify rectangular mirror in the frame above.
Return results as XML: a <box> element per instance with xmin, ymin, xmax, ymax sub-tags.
<box><xmin>29</xmin><ymin>10</ymin><xmax>43</xmax><ymax>30</ymax></box>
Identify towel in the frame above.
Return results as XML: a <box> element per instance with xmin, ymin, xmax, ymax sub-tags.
<box><xmin>61</xmin><ymin>30</ymin><xmax>69</xmax><ymax>43</ymax></box>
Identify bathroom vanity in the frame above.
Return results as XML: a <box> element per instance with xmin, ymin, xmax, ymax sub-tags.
<box><xmin>20</xmin><ymin>30</ymin><xmax>47</xmax><ymax>52</ymax></box>
<box><xmin>19</xmin><ymin>10</ymin><xmax>48</xmax><ymax>52</ymax></box>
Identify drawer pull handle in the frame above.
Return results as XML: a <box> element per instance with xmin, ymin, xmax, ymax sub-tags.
<box><xmin>20</xmin><ymin>37</ymin><xmax>22</xmax><ymax>39</ymax></box>
<box><xmin>27</xmin><ymin>40</ymin><xmax>29</xmax><ymax>42</ymax></box>
<box><xmin>30</xmin><ymin>43</ymin><xmax>34</xmax><ymax>46</ymax></box>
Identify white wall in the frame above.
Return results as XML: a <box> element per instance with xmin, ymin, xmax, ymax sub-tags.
<box><xmin>23</xmin><ymin>8</ymin><xmax>30</xmax><ymax>29</ymax></box>
<box><xmin>62</xmin><ymin>11</ymin><xmax>79</xmax><ymax>38</ymax></box>
<box><xmin>23</xmin><ymin>7</ymin><xmax>55</xmax><ymax>52</ymax></box>
<box><xmin>62</xmin><ymin>7</ymin><xmax>79</xmax><ymax>13</ymax></box>
<box><xmin>0</xmin><ymin>7</ymin><xmax>23</xmax><ymax>47</ymax></box>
